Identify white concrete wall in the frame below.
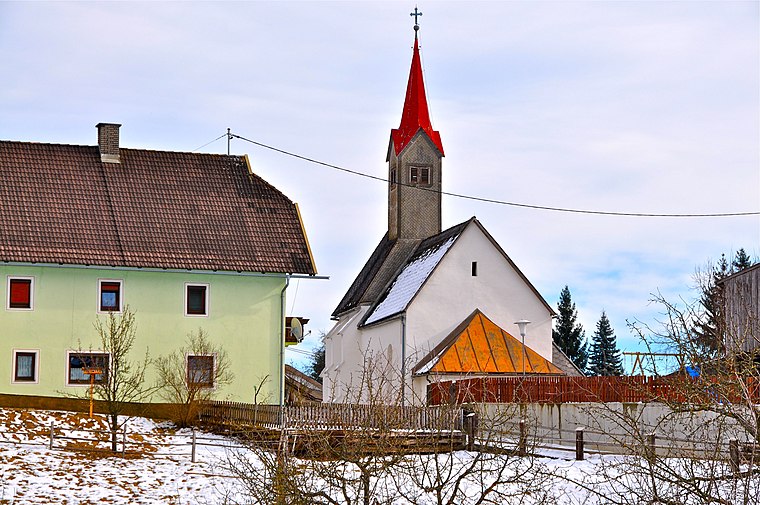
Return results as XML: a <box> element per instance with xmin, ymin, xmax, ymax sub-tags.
<box><xmin>479</xmin><ymin>402</ymin><xmax>751</xmax><ymax>457</ymax></box>
<box><xmin>323</xmin><ymin>306</ymin><xmax>404</xmax><ymax>403</ymax></box>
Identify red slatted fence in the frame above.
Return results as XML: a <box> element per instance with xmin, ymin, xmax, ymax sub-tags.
<box><xmin>427</xmin><ymin>375</ymin><xmax>760</xmax><ymax>405</ymax></box>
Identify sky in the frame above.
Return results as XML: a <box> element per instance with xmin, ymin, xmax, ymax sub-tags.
<box><xmin>1</xmin><ymin>1</ymin><xmax>758</xmax><ymax>372</ymax></box>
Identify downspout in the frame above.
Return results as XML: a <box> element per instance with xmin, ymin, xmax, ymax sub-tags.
<box><xmin>279</xmin><ymin>275</ymin><xmax>290</xmax><ymax>406</ymax></box>
<box><xmin>401</xmin><ymin>313</ymin><xmax>407</xmax><ymax>407</ymax></box>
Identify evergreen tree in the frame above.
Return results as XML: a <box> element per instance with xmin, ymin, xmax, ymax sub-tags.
<box><xmin>588</xmin><ymin>311</ymin><xmax>624</xmax><ymax>376</ymax></box>
<box><xmin>552</xmin><ymin>286</ymin><xmax>588</xmax><ymax>372</ymax></box>
<box><xmin>308</xmin><ymin>333</ymin><xmax>326</xmax><ymax>383</ymax></box>
<box><xmin>732</xmin><ymin>248</ymin><xmax>753</xmax><ymax>271</ymax></box>
<box><xmin>694</xmin><ymin>254</ymin><xmax>730</xmax><ymax>356</ymax></box>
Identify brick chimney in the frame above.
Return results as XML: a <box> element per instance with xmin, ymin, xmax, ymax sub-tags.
<box><xmin>96</xmin><ymin>123</ymin><xmax>121</xmax><ymax>163</ymax></box>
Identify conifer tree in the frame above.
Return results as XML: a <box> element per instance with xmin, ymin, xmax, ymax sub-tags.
<box><xmin>308</xmin><ymin>334</ymin><xmax>326</xmax><ymax>383</ymax></box>
<box><xmin>694</xmin><ymin>254</ymin><xmax>730</xmax><ymax>356</ymax></box>
<box><xmin>552</xmin><ymin>286</ymin><xmax>588</xmax><ymax>372</ymax></box>
<box><xmin>588</xmin><ymin>311</ymin><xmax>624</xmax><ymax>376</ymax></box>
<box><xmin>732</xmin><ymin>248</ymin><xmax>753</xmax><ymax>271</ymax></box>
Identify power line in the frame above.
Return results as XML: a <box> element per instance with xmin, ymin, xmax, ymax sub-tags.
<box><xmin>191</xmin><ymin>133</ymin><xmax>227</xmax><ymax>152</ymax></box>
<box><xmin>227</xmin><ymin>132</ymin><xmax>759</xmax><ymax>219</ymax></box>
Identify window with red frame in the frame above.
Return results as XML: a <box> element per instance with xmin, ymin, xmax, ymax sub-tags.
<box><xmin>99</xmin><ymin>281</ymin><xmax>121</xmax><ymax>312</ymax></box>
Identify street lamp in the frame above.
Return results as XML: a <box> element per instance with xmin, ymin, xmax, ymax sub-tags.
<box><xmin>514</xmin><ymin>320</ymin><xmax>530</xmax><ymax>377</ymax></box>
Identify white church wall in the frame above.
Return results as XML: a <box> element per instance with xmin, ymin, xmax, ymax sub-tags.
<box><xmin>323</xmin><ymin>306</ymin><xmax>404</xmax><ymax>403</ymax></box>
<box><xmin>405</xmin><ymin>222</ymin><xmax>554</xmax><ymax>367</ymax></box>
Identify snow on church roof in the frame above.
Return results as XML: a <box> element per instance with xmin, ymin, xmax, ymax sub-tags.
<box><xmin>363</xmin><ymin>235</ymin><xmax>456</xmax><ymax>326</ymax></box>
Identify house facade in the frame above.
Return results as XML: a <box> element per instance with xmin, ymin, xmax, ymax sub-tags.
<box><xmin>1</xmin><ymin>123</ymin><xmax>316</xmax><ymax>403</ymax></box>
<box><xmin>719</xmin><ymin>263</ymin><xmax>760</xmax><ymax>354</ymax></box>
<box><xmin>322</xmin><ymin>22</ymin><xmax>563</xmax><ymax>405</ymax></box>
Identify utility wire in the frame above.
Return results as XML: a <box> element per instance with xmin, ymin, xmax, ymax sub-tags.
<box><xmin>227</xmin><ymin>132</ymin><xmax>759</xmax><ymax>219</ymax></box>
<box><xmin>191</xmin><ymin>133</ymin><xmax>227</xmax><ymax>152</ymax></box>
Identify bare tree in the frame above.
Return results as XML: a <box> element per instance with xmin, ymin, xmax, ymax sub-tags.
<box><xmin>154</xmin><ymin>329</ymin><xmax>234</xmax><ymax>427</ymax></box>
<box><xmin>221</xmin><ymin>350</ymin><xmax>554</xmax><ymax>505</ymax></box>
<box><xmin>550</xmin><ymin>288</ymin><xmax>760</xmax><ymax>505</ymax></box>
<box><xmin>73</xmin><ymin>306</ymin><xmax>153</xmax><ymax>451</ymax></box>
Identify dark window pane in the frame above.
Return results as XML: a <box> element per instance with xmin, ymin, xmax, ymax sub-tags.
<box><xmin>187</xmin><ymin>285</ymin><xmax>207</xmax><ymax>315</ymax></box>
<box><xmin>187</xmin><ymin>355</ymin><xmax>214</xmax><ymax>387</ymax></box>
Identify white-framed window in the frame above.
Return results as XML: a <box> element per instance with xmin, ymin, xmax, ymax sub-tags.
<box><xmin>98</xmin><ymin>279</ymin><xmax>123</xmax><ymax>313</ymax></box>
<box><xmin>187</xmin><ymin>354</ymin><xmax>215</xmax><ymax>388</ymax></box>
<box><xmin>185</xmin><ymin>283</ymin><xmax>209</xmax><ymax>317</ymax></box>
<box><xmin>12</xmin><ymin>350</ymin><xmax>39</xmax><ymax>384</ymax></box>
<box><xmin>66</xmin><ymin>351</ymin><xmax>109</xmax><ymax>386</ymax></box>
<box><xmin>7</xmin><ymin>276</ymin><xmax>34</xmax><ymax>310</ymax></box>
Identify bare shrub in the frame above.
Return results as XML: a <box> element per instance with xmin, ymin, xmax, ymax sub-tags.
<box><xmin>154</xmin><ymin>329</ymin><xmax>234</xmax><ymax>427</ymax></box>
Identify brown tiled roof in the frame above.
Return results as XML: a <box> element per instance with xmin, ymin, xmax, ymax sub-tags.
<box><xmin>0</xmin><ymin>141</ymin><xmax>316</xmax><ymax>274</ymax></box>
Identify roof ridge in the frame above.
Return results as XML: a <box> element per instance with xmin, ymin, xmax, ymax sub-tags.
<box><xmin>0</xmin><ymin>140</ymin><xmax>242</xmax><ymax>158</ymax></box>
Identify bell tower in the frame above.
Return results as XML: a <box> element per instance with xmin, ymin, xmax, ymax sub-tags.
<box><xmin>387</xmin><ymin>10</ymin><xmax>444</xmax><ymax>241</ymax></box>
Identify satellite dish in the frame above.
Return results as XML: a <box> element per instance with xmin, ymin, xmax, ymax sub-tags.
<box><xmin>291</xmin><ymin>318</ymin><xmax>303</xmax><ymax>342</ymax></box>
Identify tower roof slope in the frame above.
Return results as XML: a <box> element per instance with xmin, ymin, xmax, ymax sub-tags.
<box><xmin>390</xmin><ymin>36</ymin><xmax>444</xmax><ymax>156</ymax></box>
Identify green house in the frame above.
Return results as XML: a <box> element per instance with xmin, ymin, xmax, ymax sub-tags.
<box><xmin>0</xmin><ymin>123</ymin><xmax>317</xmax><ymax>404</ymax></box>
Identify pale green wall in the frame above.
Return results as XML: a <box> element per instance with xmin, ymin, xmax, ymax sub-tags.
<box><xmin>0</xmin><ymin>264</ymin><xmax>285</xmax><ymax>403</ymax></box>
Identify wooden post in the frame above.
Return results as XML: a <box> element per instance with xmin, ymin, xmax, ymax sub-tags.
<box><xmin>729</xmin><ymin>439</ymin><xmax>740</xmax><ymax>475</ymax></box>
<box><xmin>647</xmin><ymin>432</ymin><xmax>656</xmax><ymax>464</ymax></box>
<box><xmin>48</xmin><ymin>421</ymin><xmax>54</xmax><ymax>450</ymax></box>
<box><xmin>518</xmin><ymin>419</ymin><xmax>527</xmax><ymax>457</ymax></box>
<box><xmin>464</xmin><ymin>411</ymin><xmax>475</xmax><ymax>451</ymax></box>
<box><xmin>575</xmin><ymin>427</ymin><xmax>584</xmax><ymax>461</ymax></box>
<box><xmin>121</xmin><ymin>426</ymin><xmax>127</xmax><ymax>457</ymax></box>
<box><xmin>191</xmin><ymin>428</ymin><xmax>197</xmax><ymax>463</ymax></box>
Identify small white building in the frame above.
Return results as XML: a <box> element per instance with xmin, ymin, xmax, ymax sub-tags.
<box><xmin>323</xmin><ymin>23</ymin><xmax>567</xmax><ymax>405</ymax></box>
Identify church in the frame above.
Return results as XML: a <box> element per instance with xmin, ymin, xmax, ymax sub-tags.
<box><xmin>322</xmin><ymin>18</ymin><xmax>575</xmax><ymax>405</ymax></box>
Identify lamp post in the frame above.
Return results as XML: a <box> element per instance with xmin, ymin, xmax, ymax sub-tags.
<box><xmin>514</xmin><ymin>320</ymin><xmax>530</xmax><ymax>377</ymax></box>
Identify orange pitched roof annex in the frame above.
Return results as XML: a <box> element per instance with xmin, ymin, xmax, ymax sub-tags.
<box><xmin>413</xmin><ymin>309</ymin><xmax>565</xmax><ymax>376</ymax></box>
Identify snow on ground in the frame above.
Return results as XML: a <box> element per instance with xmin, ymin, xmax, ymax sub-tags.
<box><xmin>0</xmin><ymin>409</ymin><xmax>238</xmax><ymax>504</ymax></box>
<box><xmin>0</xmin><ymin>408</ymin><xmax>752</xmax><ymax>504</ymax></box>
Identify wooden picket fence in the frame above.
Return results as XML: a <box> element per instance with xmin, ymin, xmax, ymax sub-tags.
<box><xmin>427</xmin><ymin>375</ymin><xmax>760</xmax><ymax>405</ymax></box>
<box><xmin>199</xmin><ymin>401</ymin><xmax>463</xmax><ymax>432</ymax></box>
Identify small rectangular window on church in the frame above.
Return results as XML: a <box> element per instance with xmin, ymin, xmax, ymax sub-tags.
<box><xmin>472</xmin><ymin>261</ymin><xmax>478</xmax><ymax>276</ymax></box>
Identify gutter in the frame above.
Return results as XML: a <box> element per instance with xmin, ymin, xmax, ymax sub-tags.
<box><xmin>1</xmin><ymin>261</ymin><xmax>328</xmax><ymax>279</ymax></box>
<box><xmin>279</xmin><ymin>275</ymin><xmax>290</xmax><ymax>406</ymax></box>
<box><xmin>401</xmin><ymin>313</ymin><xmax>407</xmax><ymax>407</ymax></box>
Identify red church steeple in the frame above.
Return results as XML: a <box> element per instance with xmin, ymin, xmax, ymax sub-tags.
<box><xmin>390</xmin><ymin>17</ymin><xmax>444</xmax><ymax>156</ymax></box>
<box><xmin>386</xmin><ymin>9</ymin><xmax>444</xmax><ymax>242</ymax></box>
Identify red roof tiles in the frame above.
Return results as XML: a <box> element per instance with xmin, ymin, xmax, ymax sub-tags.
<box><xmin>0</xmin><ymin>141</ymin><xmax>316</xmax><ymax>274</ymax></box>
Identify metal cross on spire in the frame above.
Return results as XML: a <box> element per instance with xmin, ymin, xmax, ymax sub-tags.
<box><xmin>410</xmin><ymin>6</ymin><xmax>422</xmax><ymax>33</ymax></box>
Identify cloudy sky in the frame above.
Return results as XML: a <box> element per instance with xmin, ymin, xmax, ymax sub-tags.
<box><xmin>1</xmin><ymin>1</ymin><xmax>758</xmax><ymax>371</ymax></box>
